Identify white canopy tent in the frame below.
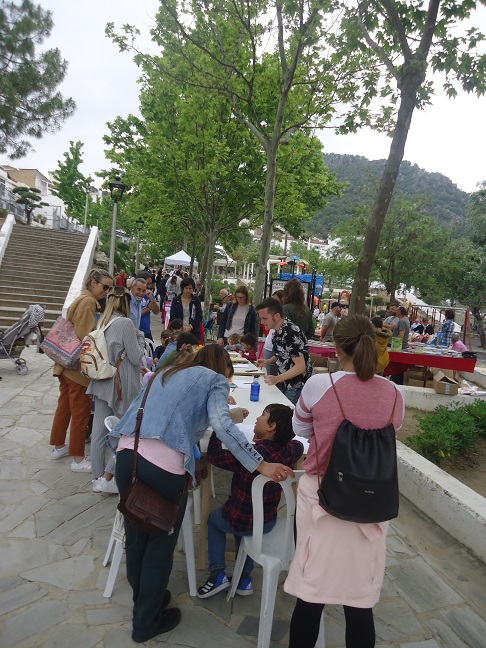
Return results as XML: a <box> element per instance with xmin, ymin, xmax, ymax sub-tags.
<box><xmin>164</xmin><ymin>250</ymin><xmax>198</xmax><ymax>267</ymax></box>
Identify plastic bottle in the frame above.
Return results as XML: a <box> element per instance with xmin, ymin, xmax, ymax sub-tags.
<box><xmin>250</xmin><ymin>375</ymin><xmax>260</xmax><ymax>402</ymax></box>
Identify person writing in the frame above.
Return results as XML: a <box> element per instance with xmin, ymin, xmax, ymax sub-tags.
<box><xmin>198</xmin><ymin>404</ymin><xmax>303</xmax><ymax>599</ymax></box>
<box><xmin>285</xmin><ymin>315</ymin><xmax>404</xmax><ymax>648</ymax></box>
<box><xmin>110</xmin><ymin>345</ymin><xmax>294</xmax><ymax>644</ymax></box>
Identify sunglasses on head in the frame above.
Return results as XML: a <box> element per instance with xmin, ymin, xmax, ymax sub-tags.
<box><xmin>97</xmin><ymin>281</ymin><xmax>111</xmax><ymax>291</ymax></box>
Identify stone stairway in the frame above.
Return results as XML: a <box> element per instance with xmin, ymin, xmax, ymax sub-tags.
<box><xmin>0</xmin><ymin>224</ymin><xmax>89</xmax><ymax>329</ymax></box>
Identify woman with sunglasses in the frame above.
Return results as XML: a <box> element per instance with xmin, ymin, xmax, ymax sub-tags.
<box><xmin>49</xmin><ymin>268</ymin><xmax>113</xmax><ymax>471</ymax></box>
<box><xmin>88</xmin><ymin>287</ymin><xmax>146</xmax><ymax>494</ymax></box>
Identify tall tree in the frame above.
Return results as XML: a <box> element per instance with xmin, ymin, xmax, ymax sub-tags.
<box><xmin>12</xmin><ymin>185</ymin><xmax>48</xmax><ymax>225</ymax></box>
<box><xmin>52</xmin><ymin>141</ymin><xmax>92</xmax><ymax>221</ymax></box>
<box><xmin>0</xmin><ymin>0</ymin><xmax>75</xmax><ymax>157</ymax></box>
<box><xmin>107</xmin><ymin>0</ymin><xmax>366</xmax><ymax>302</ymax></box>
<box><xmin>345</xmin><ymin>0</ymin><xmax>486</xmax><ymax>314</ymax></box>
<box><xmin>464</xmin><ymin>181</ymin><xmax>486</xmax><ymax>346</ymax></box>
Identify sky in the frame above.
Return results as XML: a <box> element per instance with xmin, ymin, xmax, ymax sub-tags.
<box><xmin>5</xmin><ymin>0</ymin><xmax>486</xmax><ymax>194</ymax></box>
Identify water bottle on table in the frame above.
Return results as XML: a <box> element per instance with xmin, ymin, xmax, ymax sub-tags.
<box><xmin>250</xmin><ymin>376</ymin><xmax>260</xmax><ymax>402</ymax></box>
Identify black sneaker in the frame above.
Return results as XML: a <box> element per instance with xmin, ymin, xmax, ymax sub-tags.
<box><xmin>132</xmin><ymin>607</ymin><xmax>181</xmax><ymax>643</ymax></box>
<box><xmin>197</xmin><ymin>571</ymin><xmax>230</xmax><ymax>598</ymax></box>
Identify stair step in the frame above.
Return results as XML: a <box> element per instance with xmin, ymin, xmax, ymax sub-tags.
<box><xmin>0</xmin><ymin>286</ymin><xmax>72</xmax><ymax>298</ymax></box>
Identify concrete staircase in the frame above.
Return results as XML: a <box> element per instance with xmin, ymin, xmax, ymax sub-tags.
<box><xmin>0</xmin><ymin>224</ymin><xmax>89</xmax><ymax>329</ymax></box>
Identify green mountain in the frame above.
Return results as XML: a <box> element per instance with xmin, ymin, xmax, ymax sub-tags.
<box><xmin>307</xmin><ymin>153</ymin><xmax>470</xmax><ymax>237</ymax></box>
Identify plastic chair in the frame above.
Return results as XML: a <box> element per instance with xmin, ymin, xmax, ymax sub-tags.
<box><xmin>226</xmin><ymin>470</ymin><xmax>325</xmax><ymax>648</ymax></box>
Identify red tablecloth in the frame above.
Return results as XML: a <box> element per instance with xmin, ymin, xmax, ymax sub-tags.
<box><xmin>258</xmin><ymin>340</ymin><xmax>336</xmax><ymax>358</ymax></box>
<box><xmin>384</xmin><ymin>351</ymin><xmax>477</xmax><ymax>376</ymax></box>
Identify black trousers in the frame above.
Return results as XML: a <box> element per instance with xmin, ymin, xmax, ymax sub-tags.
<box><xmin>115</xmin><ymin>450</ymin><xmax>188</xmax><ymax>637</ymax></box>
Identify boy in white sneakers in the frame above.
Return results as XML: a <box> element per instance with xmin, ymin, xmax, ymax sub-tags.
<box><xmin>197</xmin><ymin>404</ymin><xmax>303</xmax><ymax>598</ymax></box>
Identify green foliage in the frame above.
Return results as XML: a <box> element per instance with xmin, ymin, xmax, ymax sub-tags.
<box><xmin>306</xmin><ymin>153</ymin><xmax>470</xmax><ymax>237</ymax></box>
<box><xmin>0</xmin><ymin>0</ymin><xmax>75</xmax><ymax>157</ymax></box>
<box><xmin>52</xmin><ymin>141</ymin><xmax>92</xmax><ymax>221</ymax></box>
<box><xmin>12</xmin><ymin>185</ymin><xmax>48</xmax><ymax>225</ymax></box>
<box><xmin>406</xmin><ymin>403</ymin><xmax>483</xmax><ymax>462</ymax></box>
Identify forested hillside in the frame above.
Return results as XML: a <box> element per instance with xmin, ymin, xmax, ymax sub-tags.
<box><xmin>306</xmin><ymin>153</ymin><xmax>469</xmax><ymax>236</ymax></box>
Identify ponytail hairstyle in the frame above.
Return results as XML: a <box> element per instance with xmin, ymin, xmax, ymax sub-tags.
<box><xmin>282</xmin><ymin>278</ymin><xmax>306</xmax><ymax>315</ymax></box>
<box><xmin>85</xmin><ymin>268</ymin><xmax>113</xmax><ymax>291</ymax></box>
<box><xmin>99</xmin><ymin>287</ymin><xmax>131</xmax><ymax>326</ymax></box>
<box><xmin>333</xmin><ymin>315</ymin><xmax>377</xmax><ymax>381</ymax></box>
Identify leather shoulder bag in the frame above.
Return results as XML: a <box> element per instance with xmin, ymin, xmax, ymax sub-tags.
<box><xmin>117</xmin><ymin>375</ymin><xmax>189</xmax><ymax>535</ymax></box>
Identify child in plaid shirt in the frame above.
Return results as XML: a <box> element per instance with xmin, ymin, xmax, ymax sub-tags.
<box><xmin>197</xmin><ymin>403</ymin><xmax>303</xmax><ymax>598</ymax></box>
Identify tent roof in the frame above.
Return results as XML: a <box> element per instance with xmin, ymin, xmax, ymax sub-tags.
<box><xmin>164</xmin><ymin>250</ymin><xmax>198</xmax><ymax>267</ymax></box>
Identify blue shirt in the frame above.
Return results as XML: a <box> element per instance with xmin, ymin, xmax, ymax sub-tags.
<box><xmin>129</xmin><ymin>295</ymin><xmax>142</xmax><ymax>329</ymax></box>
<box><xmin>139</xmin><ymin>291</ymin><xmax>155</xmax><ymax>334</ymax></box>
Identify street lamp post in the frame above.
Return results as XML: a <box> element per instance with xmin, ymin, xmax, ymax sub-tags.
<box><xmin>108</xmin><ymin>176</ymin><xmax>126</xmax><ymax>276</ymax></box>
<box><xmin>134</xmin><ymin>216</ymin><xmax>144</xmax><ymax>274</ymax></box>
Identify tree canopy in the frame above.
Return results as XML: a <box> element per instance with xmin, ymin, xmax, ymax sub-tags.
<box><xmin>0</xmin><ymin>0</ymin><xmax>75</xmax><ymax>157</ymax></box>
<box><xmin>52</xmin><ymin>141</ymin><xmax>92</xmax><ymax>222</ymax></box>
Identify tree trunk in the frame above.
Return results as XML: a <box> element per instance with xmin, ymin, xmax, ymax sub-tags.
<box><xmin>253</xmin><ymin>139</ymin><xmax>279</xmax><ymax>304</ymax></box>
<box><xmin>202</xmin><ymin>231</ymin><xmax>217</xmax><ymax>320</ymax></box>
<box><xmin>189</xmin><ymin>230</ymin><xmax>196</xmax><ymax>277</ymax></box>
<box><xmin>472</xmin><ymin>306</ymin><xmax>486</xmax><ymax>348</ymax></box>
<box><xmin>349</xmin><ymin>76</ymin><xmax>421</xmax><ymax>315</ymax></box>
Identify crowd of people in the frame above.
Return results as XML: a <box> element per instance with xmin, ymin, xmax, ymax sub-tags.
<box><xmin>47</xmin><ymin>263</ymin><xmax>468</xmax><ymax>646</ymax></box>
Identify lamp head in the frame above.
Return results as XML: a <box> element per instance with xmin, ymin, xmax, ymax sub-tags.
<box><xmin>109</xmin><ymin>176</ymin><xmax>126</xmax><ymax>202</ymax></box>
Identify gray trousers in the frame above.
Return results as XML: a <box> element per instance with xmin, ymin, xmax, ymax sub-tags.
<box><xmin>91</xmin><ymin>396</ymin><xmax>117</xmax><ymax>479</ymax></box>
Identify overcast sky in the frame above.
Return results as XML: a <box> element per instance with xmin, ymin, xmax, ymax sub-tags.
<box><xmin>6</xmin><ymin>0</ymin><xmax>486</xmax><ymax>194</ymax></box>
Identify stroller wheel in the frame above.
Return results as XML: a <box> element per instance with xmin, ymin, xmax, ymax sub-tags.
<box><xmin>17</xmin><ymin>365</ymin><xmax>29</xmax><ymax>375</ymax></box>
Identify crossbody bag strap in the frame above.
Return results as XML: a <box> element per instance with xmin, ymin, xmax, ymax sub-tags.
<box><xmin>387</xmin><ymin>387</ymin><xmax>399</xmax><ymax>426</ymax></box>
<box><xmin>130</xmin><ymin>373</ymin><xmax>157</xmax><ymax>484</ymax></box>
<box><xmin>313</xmin><ymin>373</ymin><xmax>340</xmax><ymax>484</ymax></box>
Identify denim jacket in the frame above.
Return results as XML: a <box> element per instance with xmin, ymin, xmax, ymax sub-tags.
<box><xmin>109</xmin><ymin>365</ymin><xmax>263</xmax><ymax>480</ymax></box>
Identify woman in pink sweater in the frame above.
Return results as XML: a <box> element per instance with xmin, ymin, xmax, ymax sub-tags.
<box><xmin>285</xmin><ymin>315</ymin><xmax>404</xmax><ymax>648</ymax></box>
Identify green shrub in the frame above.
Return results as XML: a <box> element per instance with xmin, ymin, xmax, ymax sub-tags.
<box><xmin>406</xmin><ymin>403</ymin><xmax>480</xmax><ymax>462</ymax></box>
<box><xmin>461</xmin><ymin>400</ymin><xmax>486</xmax><ymax>436</ymax></box>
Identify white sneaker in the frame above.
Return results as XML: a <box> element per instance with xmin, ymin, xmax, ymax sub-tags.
<box><xmin>93</xmin><ymin>476</ymin><xmax>118</xmax><ymax>494</ymax></box>
<box><xmin>50</xmin><ymin>445</ymin><xmax>69</xmax><ymax>460</ymax></box>
<box><xmin>71</xmin><ymin>457</ymin><xmax>91</xmax><ymax>472</ymax></box>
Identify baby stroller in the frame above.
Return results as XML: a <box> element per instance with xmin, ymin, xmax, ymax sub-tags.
<box><xmin>0</xmin><ymin>304</ymin><xmax>45</xmax><ymax>375</ymax></box>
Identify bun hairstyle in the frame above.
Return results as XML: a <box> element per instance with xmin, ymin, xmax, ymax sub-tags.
<box><xmin>333</xmin><ymin>315</ymin><xmax>377</xmax><ymax>381</ymax></box>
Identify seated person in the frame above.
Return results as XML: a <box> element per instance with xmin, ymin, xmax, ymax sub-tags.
<box><xmin>197</xmin><ymin>404</ymin><xmax>304</xmax><ymax>599</ymax></box>
<box><xmin>451</xmin><ymin>332</ymin><xmax>468</xmax><ymax>353</ymax></box>
<box><xmin>225</xmin><ymin>332</ymin><xmax>243</xmax><ymax>352</ymax></box>
<box><xmin>153</xmin><ymin>330</ymin><xmax>172</xmax><ymax>364</ymax></box>
<box><xmin>162</xmin><ymin>319</ymin><xmax>184</xmax><ymax>357</ymax></box>
<box><xmin>372</xmin><ymin>316</ymin><xmax>391</xmax><ymax>374</ymax></box>
<box><xmin>239</xmin><ymin>332</ymin><xmax>257</xmax><ymax>363</ymax></box>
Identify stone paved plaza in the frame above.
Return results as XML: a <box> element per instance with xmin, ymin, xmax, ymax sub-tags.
<box><xmin>1</xmin><ymin>344</ymin><xmax>486</xmax><ymax>647</ymax></box>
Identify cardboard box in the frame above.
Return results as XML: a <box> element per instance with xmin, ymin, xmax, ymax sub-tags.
<box><xmin>433</xmin><ymin>371</ymin><xmax>459</xmax><ymax>396</ymax></box>
<box><xmin>407</xmin><ymin>378</ymin><xmax>426</xmax><ymax>388</ymax></box>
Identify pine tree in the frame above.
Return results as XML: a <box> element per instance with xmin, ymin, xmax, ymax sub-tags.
<box><xmin>0</xmin><ymin>0</ymin><xmax>75</xmax><ymax>158</ymax></box>
<box><xmin>52</xmin><ymin>141</ymin><xmax>92</xmax><ymax>221</ymax></box>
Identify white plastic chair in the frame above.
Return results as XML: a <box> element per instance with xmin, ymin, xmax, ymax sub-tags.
<box><xmin>226</xmin><ymin>470</ymin><xmax>325</xmax><ymax>648</ymax></box>
<box><xmin>101</xmin><ymin>415</ymin><xmax>197</xmax><ymax>597</ymax></box>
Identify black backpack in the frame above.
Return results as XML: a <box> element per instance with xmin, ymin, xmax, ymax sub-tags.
<box><xmin>316</xmin><ymin>375</ymin><xmax>399</xmax><ymax>524</ymax></box>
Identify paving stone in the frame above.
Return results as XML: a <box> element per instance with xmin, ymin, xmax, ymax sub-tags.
<box><xmin>426</xmin><ymin>619</ymin><xmax>469</xmax><ymax>648</ymax></box>
<box><xmin>0</xmin><ymin>496</ymin><xmax>48</xmax><ymax>533</ymax></box>
<box><xmin>0</xmin><ymin>599</ymin><xmax>71</xmax><ymax>648</ymax></box>
<box><xmin>8</xmin><ymin>515</ymin><xmax>36</xmax><ymax>538</ymax></box>
<box><xmin>20</xmin><ymin>555</ymin><xmax>95</xmax><ymax>590</ymax></box>
<box><xmin>4</xmin><ymin>426</ymin><xmax>43</xmax><ymax>447</ymax></box>
<box><xmin>0</xmin><ymin>579</ymin><xmax>47</xmax><ymax>614</ymax></box>
<box><xmin>0</xmin><ymin>416</ymin><xmax>15</xmax><ymax>429</ymax></box>
<box><xmin>85</xmin><ymin>605</ymin><xmax>131</xmax><ymax>625</ymax></box>
<box><xmin>100</xmin><ymin>627</ymin><xmax>137</xmax><ymax>648</ymax></box>
<box><xmin>41</xmin><ymin>623</ymin><xmax>101</xmax><ymax>648</ymax></box>
<box><xmin>18</xmin><ymin>413</ymin><xmax>55</xmax><ymax>430</ymax></box>
<box><xmin>34</xmin><ymin>492</ymin><xmax>104</xmax><ymax>537</ymax></box>
<box><xmin>388</xmin><ymin>556</ymin><xmax>464</xmax><ymax>613</ymax></box>
<box><xmin>400</xmin><ymin>641</ymin><xmax>441</xmax><ymax>648</ymax></box>
<box><xmin>374</xmin><ymin>597</ymin><xmax>424</xmax><ymax>639</ymax></box>
<box><xmin>0</xmin><ymin>537</ymin><xmax>69</xmax><ymax>578</ymax></box>
<box><xmin>440</xmin><ymin>606</ymin><xmax>486</xmax><ymax>648</ymax></box>
<box><xmin>0</xmin><ymin>456</ymin><xmax>26</xmax><ymax>479</ymax></box>
<box><xmin>237</xmin><ymin>615</ymin><xmax>288</xmax><ymax>642</ymax></box>
<box><xmin>67</xmin><ymin>589</ymin><xmax>110</xmax><ymax>608</ymax></box>
<box><xmin>45</xmin><ymin>498</ymin><xmax>116</xmax><ymax>546</ymax></box>
<box><xmin>387</xmin><ymin>533</ymin><xmax>416</xmax><ymax>556</ymax></box>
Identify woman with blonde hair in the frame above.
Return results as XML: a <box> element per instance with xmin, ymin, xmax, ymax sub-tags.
<box><xmin>282</xmin><ymin>278</ymin><xmax>315</xmax><ymax>341</ymax></box>
<box><xmin>87</xmin><ymin>286</ymin><xmax>145</xmax><ymax>493</ymax></box>
<box><xmin>49</xmin><ymin>268</ymin><xmax>113</xmax><ymax>471</ymax></box>
<box><xmin>285</xmin><ymin>315</ymin><xmax>404</xmax><ymax>648</ymax></box>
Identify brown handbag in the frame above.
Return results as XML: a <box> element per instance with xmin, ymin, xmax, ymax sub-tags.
<box><xmin>117</xmin><ymin>375</ymin><xmax>188</xmax><ymax>535</ymax></box>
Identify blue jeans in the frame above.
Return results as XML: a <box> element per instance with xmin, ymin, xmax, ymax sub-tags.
<box><xmin>207</xmin><ymin>507</ymin><xmax>275</xmax><ymax>576</ymax></box>
<box><xmin>277</xmin><ymin>384</ymin><xmax>302</xmax><ymax>405</ymax></box>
